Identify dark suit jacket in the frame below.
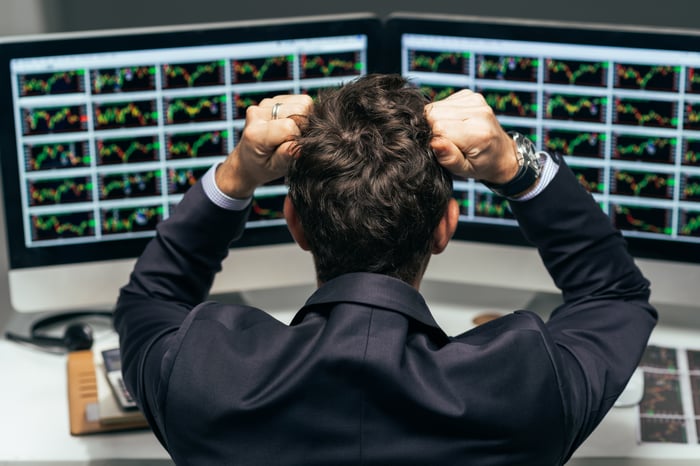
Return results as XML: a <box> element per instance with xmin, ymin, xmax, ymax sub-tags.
<box><xmin>115</xmin><ymin>158</ymin><xmax>657</xmax><ymax>465</ymax></box>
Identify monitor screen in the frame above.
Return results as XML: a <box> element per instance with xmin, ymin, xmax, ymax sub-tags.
<box><xmin>0</xmin><ymin>14</ymin><xmax>380</xmax><ymax>311</ymax></box>
<box><xmin>386</xmin><ymin>13</ymin><xmax>700</xmax><ymax>266</ymax></box>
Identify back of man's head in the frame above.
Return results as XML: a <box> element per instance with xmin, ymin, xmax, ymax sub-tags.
<box><xmin>288</xmin><ymin>74</ymin><xmax>453</xmax><ymax>284</ymax></box>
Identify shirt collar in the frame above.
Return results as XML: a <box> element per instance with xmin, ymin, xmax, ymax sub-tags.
<box><xmin>291</xmin><ymin>272</ymin><xmax>447</xmax><ymax>340</ymax></box>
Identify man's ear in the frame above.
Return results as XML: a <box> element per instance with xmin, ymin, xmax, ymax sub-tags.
<box><xmin>283</xmin><ymin>196</ymin><xmax>310</xmax><ymax>251</ymax></box>
<box><xmin>432</xmin><ymin>198</ymin><xmax>459</xmax><ymax>254</ymax></box>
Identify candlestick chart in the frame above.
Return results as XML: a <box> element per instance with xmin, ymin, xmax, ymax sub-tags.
<box><xmin>682</xmin><ymin>175</ymin><xmax>700</xmax><ymax>201</ymax></box>
<box><xmin>167</xmin><ymin>166</ymin><xmax>209</xmax><ymax>195</ymax></box>
<box><xmin>614</xmin><ymin>98</ymin><xmax>678</xmax><ymax>128</ymax></box>
<box><xmin>166</xmin><ymin>130</ymin><xmax>227</xmax><ymax>159</ymax></box>
<box><xmin>545</xmin><ymin>93</ymin><xmax>606</xmax><ymax>123</ymax></box>
<box><xmin>94</xmin><ymin>100</ymin><xmax>158</xmax><ymax>129</ymax></box>
<box><xmin>30</xmin><ymin>211</ymin><xmax>95</xmax><ymax>241</ymax></box>
<box><xmin>615</xmin><ymin>63</ymin><xmax>680</xmax><ymax>92</ymax></box>
<box><xmin>544</xmin><ymin>129</ymin><xmax>603</xmax><ymax>158</ymax></box>
<box><xmin>637</xmin><ymin>345</ymin><xmax>700</xmax><ymax>444</ymax></box>
<box><xmin>233</xmin><ymin>56</ymin><xmax>292</xmax><ymax>83</ymax></box>
<box><xmin>475</xmin><ymin>55</ymin><xmax>537</xmax><ymax>82</ymax></box>
<box><xmin>101</xmin><ymin>205</ymin><xmax>162</xmax><ymax>235</ymax></box>
<box><xmin>28</xmin><ymin>176</ymin><xmax>92</xmax><ymax>206</ymax></box>
<box><xmin>25</xmin><ymin>141</ymin><xmax>90</xmax><ymax>171</ymax></box>
<box><xmin>682</xmin><ymin>139</ymin><xmax>700</xmax><ymax>166</ymax></box>
<box><xmin>571</xmin><ymin>166</ymin><xmax>605</xmax><ymax>193</ymax></box>
<box><xmin>22</xmin><ymin>105</ymin><xmax>87</xmax><ymax>135</ymax></box>
<box><xmin>545</xmin><ymin>58</ymin><xmax>607</xmax><ymax>87</ymax></box>
<box><xmin>164</xmin><ymin>95</ymin><xmax>226</xmax><ymax>124</ymax></box>
<box><xmin>680</xmin><ymin>209</ymin><xmax>700</xmax><ymax>237</ymax></box>
<box><xmin>479</xmin><ymin>88</ymin><xmax>537</xmax><ymax>118</ymax></box>
<box><xmin>687</xmin><ymin>67</ymin><xmax>700</xmax><ymax>94</ymax></box>
<box><xmin>301</xmin><ymin>51</ymin><xmax>363</xmax><ymax>79</ymax></box>
<box><xmin>162</xmin><ymin>60</ymin><xmax>225</xmax><ymax>88</ymax></box>
<box><xmin>612</xmin><ymin>204</ymin><xmax>672</xmax><ymax>235</ymax></box>
<box><xmin>419</xmin><ymin>84</ymin><xmax>458</xmax><ymax>102</ymax></box>
<box><xmin>408</xmin><ymin>50</ymin><xmax>469</xmax><ymax>75</ymax></box>
<box><xmin>19</xmin><ymin>70</ymin><xmax>85</xmax><ymax>96</ymax></box>
<box><xmin>612</xmin><ymin>170</ymin><xmax>673</xmax><ymax>199</ymax></box>
<box><xmin>97</xmin><ymin>136</ymin><xmax>160</xmax><ymax>165</ymax></box>
<box><xmin>99</xmin><ymin>170</ymin><xmax>160</xmax><ymax>200</ymax></box>
<box><xmin>613</xmin><ymin>135</ymin><xmax>676</xmax><ymax>164</ymax></box>
<box><xmin>92</xmin><ymin>66</ymin><xmax>155</xmax><ymax>93</ymax></box>
<box><xmin>684</xmin><ymin>102</ymin><xmax>700</xmax><ymax>131</ymax></box>
<box><xmin>474</xmin><ymin>192</ymin><xmax>514</xmax><ymax>220</ymax></box>
<box><xmin>249</xmin><ymin>194</ymin><xmax>285</xmax><ymax>223</ymax></box>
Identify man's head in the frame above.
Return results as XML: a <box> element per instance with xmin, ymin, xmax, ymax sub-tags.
<box><xmin>286</xmin><ymin>74</ymin><xmax>456</xmax><ymax>285</ymax></box>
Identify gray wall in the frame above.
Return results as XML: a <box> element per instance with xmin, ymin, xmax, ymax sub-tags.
<box><xmin>36</xmin><ymin>0</ymin><xmax>700</xmax><ymax>32</ymax></box>
<box><xmin>0</xmin><ymin>1</ymin><xmax>44</xmax><ymax>36</ymax></box>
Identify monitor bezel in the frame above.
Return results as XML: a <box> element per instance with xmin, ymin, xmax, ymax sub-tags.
<box><xmin>0</xmin><ymin>13</ymin><xmax>383</xmax><ymax>270</ymax></box>
<box><xmin>385</xmin><ymin>12</ymin><xmax>700</xmax><ymax>264</ymax></box>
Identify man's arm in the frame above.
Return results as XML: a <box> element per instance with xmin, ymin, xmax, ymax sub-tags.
<box><xmin>426</xmin><ymin>90</ymin><xmax>657</xmax><ymax>460</ymax></box>
<box><xmin>116</xmin><ymin>95</ymin><xmax>311</xmax><ymax>306</ymax></box>
<box><xmin>508</xmin><ymin>158</ymin><xmax>657</xmax><ymax>456</ymax></box>
<box><xmin>113</xmin><ymin>95</ymin><xmax>313</xmax><ymax>444</ymax></box>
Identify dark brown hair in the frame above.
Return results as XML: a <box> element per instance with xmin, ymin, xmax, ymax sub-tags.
<box><xmin>287</xmin><ymin>74</ymin><xmax>453</xmax><ymax>284</ymax></box>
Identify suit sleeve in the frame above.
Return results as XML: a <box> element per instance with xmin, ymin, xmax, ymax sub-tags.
<box><xmin>507</xmin><ymin>155</ymin><xmax>658</xmax><ymax>461</ymax></box>
<box><xmin>113</xmin><ymin>181</ymin><xmax>251</xmax><ymax>446</ymax></box>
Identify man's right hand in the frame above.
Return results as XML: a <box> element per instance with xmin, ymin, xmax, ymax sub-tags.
<box><xmin>215</xmin><ymin>95</ymin><xmax>313</xmax><ymax>199</ymax></box>
<box><xmin>425</xmin><ymin>90</ymin><xmax>520</xmax><ymax>185</ymax></box>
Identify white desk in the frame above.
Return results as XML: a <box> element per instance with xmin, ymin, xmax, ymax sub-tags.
<box><xmin>2</xmin><ymin>281</ymin><xmax>700</xmax><ymax>465</ymax></box>
<box><xmin>0</xmin><ymin>338</ymin><xmax>171</xmax><ymax>465</ymax></box>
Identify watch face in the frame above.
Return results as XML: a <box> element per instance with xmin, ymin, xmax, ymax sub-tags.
<box><xmin>486</xmin><ymin>132</ymin><xmax>541</xmax><ymax>197</ymax></box>
<box><xmin>513</xmin><ymin>132</ymin><xmax>541</xmax><ymax>173</ymax></box>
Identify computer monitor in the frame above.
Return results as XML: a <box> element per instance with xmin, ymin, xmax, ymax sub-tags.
<box><xmin>387</xmin><ymin>13</ymin><xmax>700</xmax><ymax>308</ymax></box>
<box><xmin>0</xmin><ymin>13</ymin><xmax>381</xmax><ymax>312</ymax></box>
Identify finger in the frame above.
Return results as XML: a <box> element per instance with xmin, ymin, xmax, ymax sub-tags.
<box><xmin>426</xmin><ymin>95</ymin><xmax>489</xmax><ymax>124</ymax></box>
<box><xmin>429</xmin><ymin>102</ymin><xmax>500</xmax><ymax>152</ymax></box>
<box><xmin>257</xmin><ymin>95</ymin><xmax>313</xmax><ymax>120</ymax></box>
<box><xmin>269</xmin><ymin>140</ymin><xmax>299</xmax><ymax>170</ymax></box>
<box><xmin>430</xmin><ymin>136</ymin><xmax>474</xmax><ymax>178</ymax></box>
<box><xmin>242</xmin><ymin>117</ymin><xmax>302</xmax><ymax>155</ymax></box>
<box><xmin>430</xmin><ymin>118</ymin><xmax>482</xmax><ymax>154</ymax></box>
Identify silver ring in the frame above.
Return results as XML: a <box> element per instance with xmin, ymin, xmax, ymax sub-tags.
<box><xmin>271</xmin><ymin>102</ymin><xmax>282</xmax><ymax>120</ymax></box>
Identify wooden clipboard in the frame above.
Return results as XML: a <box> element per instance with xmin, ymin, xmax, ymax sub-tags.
<box><xmin>66</xmin><ymin>349</ymin><xmax>149</xmax><ymax>435</ymax></box>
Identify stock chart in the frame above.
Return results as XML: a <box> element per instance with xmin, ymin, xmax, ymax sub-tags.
<box><xmin>12</xmin><ymin>35</ymin><xmax>366</xmax><ymax>246</ymax></box>
<box><xmin>637</xmin><ymin>345</ymin><xmax>700</xmax><ymax>444</ymax></box>
<box><xmin>403</xmin><ymin>34</ymin><xmax>700</xmax><ymax>243</ymax></box>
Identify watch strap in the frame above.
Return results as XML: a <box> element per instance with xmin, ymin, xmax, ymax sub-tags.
<box><xmin>483</xmin><ymin>132</ymin><xmax>541</xmax><ymax>198</ymax></box>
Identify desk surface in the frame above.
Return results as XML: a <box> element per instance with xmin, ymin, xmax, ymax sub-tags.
<box><xmin>0</xmin><ymin>338</ymin><xmax>170</xmax><ymax>464</ymax></box>
<box><xmin>2</xmin><ymin>281</ymin><xmax>700</xmax><ymax>465</ymax></box>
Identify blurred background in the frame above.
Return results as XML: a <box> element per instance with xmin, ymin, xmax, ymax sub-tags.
<box><xmin>1</xmin><ymin>0</ymin><xmax>699</xmax><ymax>36</ymax></box>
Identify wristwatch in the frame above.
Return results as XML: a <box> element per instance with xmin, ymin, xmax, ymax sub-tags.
<box><xmin>483</xmin><ymin>131</ymin><xmax>542</xmax><ymax>198</ymax></box>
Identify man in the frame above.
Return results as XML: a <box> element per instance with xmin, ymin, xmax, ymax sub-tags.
<box><xmin>115</xmin><ymin>74</ymin><xmax>657</xmax><ymax>465</ymax></box>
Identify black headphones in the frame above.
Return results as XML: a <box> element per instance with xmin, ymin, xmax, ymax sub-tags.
<box><xmin>5</xmin><ymin>311</ymin><xmax>113</xmax><ymax>352</ymax></box>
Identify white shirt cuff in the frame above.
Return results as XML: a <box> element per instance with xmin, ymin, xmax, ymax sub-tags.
<box><xmin>512</xmin><ymin>152</ymin><xmax>559</xmax><ymax>202</ymax></box>
<box><xmin>201</xmin><ymin>163</ymin><xmax>252</xmax><ymax>211</ymax></box>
